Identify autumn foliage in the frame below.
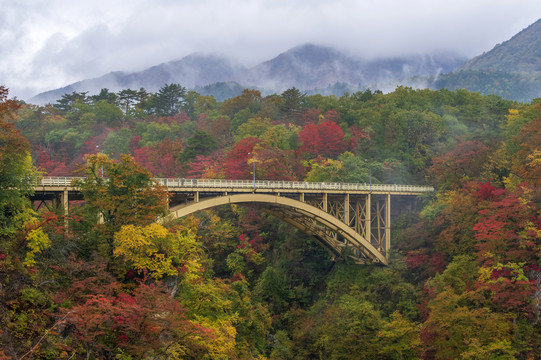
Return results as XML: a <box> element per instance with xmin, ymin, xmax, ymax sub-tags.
<box><xmin>1</xmin><ymin>85</ymin><xmax>541</xmax><ymax>359</ymax></box>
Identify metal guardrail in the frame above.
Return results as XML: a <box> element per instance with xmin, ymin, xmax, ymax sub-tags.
<box><xmin>39</xmin><ymin>177</ymin><xmax>434</xmax><ymax>193</ymax></box>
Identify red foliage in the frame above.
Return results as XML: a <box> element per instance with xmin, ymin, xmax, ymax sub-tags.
<box><xmin>254</xmin><ymin>148</ymin><xmax>303</xmax><ymax>181</ymax></box>
<box><xmin>130</xmin><ymin>136</ymin><xmax>142</xmax><ymax>153</ymax></box>
<box><xmin>298</xmin><ymin>120</ymin><xmax>345</xmax><ymax>158</ymax></box>
<box><xmin>405</xmin><ymin>248</ymin><xmax>448</xmax><ymax>275</ymax></box>
<box><xmin>428</xmin><ymin>140</ymin><xmax>491</xmax><ymax>186</ymax></box>
<box><xmin>196</xmin><ymin>114</ymin><xmax>232</xmax><ymax>147</ymax></box>
<box><xmin>404</xmin><ymin>249</ymin><xmax>430</xmax><ymax>269</ymax></box>
<box><xmin>80</xmin><ymin>137</ymin><xmax>100</xmax><ymax>156</ymax></box>
<box><xmin>133</xmin><ymin>140</ymin><xmax>184</xmax><ymax>177</ymax></box>
<box><xmin>35</xmin><ymin>147</ymin><xmax>67</xmax><ymax>175</ymax></box>
<box><xmin>476</xmin><ymin>266</ymin><xmax>537</xmax><ymax>316</ymax></box>
<box><xmin>296</xmin><ymin>108</ymin><xmax>321</xmax><ymax>126</ymax></box>
<box><xmin>0</xmin><ymin>86</ymin><xmax>21</xmax><ymax>119</ymax></box>
<box><xmin>323</xmin><ymin>109</ymin><xmax>341</xmax><ymax>123</ymax></box>
<box><xmin>475</xmin><ymin>182</ymin><xmax>504</xmax><ymax>200</ymax></box>
<box><xmin>158</xmin><ymin>112</ymin><xmax>191</xmax><ymax>125</ymax></box>
<box><xmin>62</xmin><ymin>280</ymin><xmax>214</xmax><ymax>357</ymax></box>
<box><xmin>186</xmin><ymin>153</ymin><xmax>225</xmax><ymax>179</ymax></box>
<box><xmin>238</xmin><ymin>208</ymin><xmax>268</xmax><ymax>252</ymax></box>
<box><xmin>473</xmin><ymin>188</ymin><xmax>539</xmax><ymax>266</ymax></box>
<box><xmin>224</xmin><ymin>137</ymin><xmax>260</xmax><ymax>180</ymax></box>
<box><xmin>347</xmin><ymin>125</ymin><xmax>370</xmax><ymax>153</ymax></box>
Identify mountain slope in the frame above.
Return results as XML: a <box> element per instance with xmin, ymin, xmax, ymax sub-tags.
<box><xmin>30</xmin><ymin>54</ymin><xmax>245</xmax><ymax>104</ymax></box>
<box><xmin>461</xmin><ymin>19</ymin><xmax>541</xmax><ymax>73</ymax></box>
<box><xmin>243</xmin><ymin>44</ymin><xmax>465</xmax><ymax>90</ymax></box>
<box><xmin>428</xmin><ymin>18</ymin><xmax>541</xmax><ymax>102</ymax></box>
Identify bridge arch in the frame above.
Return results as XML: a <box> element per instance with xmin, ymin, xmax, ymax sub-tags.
<box><xmin>167</xmin><ymin>193</ymin><xmax>387</xmax><ymax>264</ymax></box>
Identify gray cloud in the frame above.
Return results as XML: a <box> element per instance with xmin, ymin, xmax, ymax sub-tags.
<box><xmin>1</xmin><ymin>0</ymin><xmax>540</xmax><ymax>100</ymax></box>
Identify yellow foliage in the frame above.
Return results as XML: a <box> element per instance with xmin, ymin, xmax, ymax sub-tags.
<box><xmin>114</xmin><ymin>223</ymin><xmax>202</xmax><ymax>280</ymax></box>
<box><xmin>477</xmin><ymin>266</ymin><xmax>493</xmax><ymax>283</ymax></box>
<box><xmin>23</xmin><ymin>228</ymin><xmax>51</xmax><ymax>267</ymax></box>
<box><xmin>197</xmin><ymin>318</ymin><xmax>237</xmax><ymax>360</ymax></box>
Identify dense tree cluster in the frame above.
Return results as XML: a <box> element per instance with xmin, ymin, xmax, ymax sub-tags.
<box><xmin>0</xmin><ymin>83</ymin><xmax>539</xmax><ymax>359</ymax></box>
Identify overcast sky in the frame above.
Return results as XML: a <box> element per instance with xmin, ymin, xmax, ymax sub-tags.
<box><xmin>1</xmin><ymin>0</ymin><xmax>540</xmax><ymax>100</ymax></box>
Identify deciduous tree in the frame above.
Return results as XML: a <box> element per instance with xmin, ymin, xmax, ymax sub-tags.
<box><xmin>75</xmin><ymin>154</ymin><xmax>169</xmax><ymax>253</ymax></box>
<box><xmin>298</xmin><ymin>120</ymin><xmax>345</xmax><ymax>158</ymax></box>
<box><xmin>0</xmin><ymin>86</ymin><xmax>40</xmax><ymax>238</ymax></box>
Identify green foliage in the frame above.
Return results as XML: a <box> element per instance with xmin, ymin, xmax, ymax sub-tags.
<box><xmin>134</xmin><ymin>121</ymin><xmax>176</xmax><ymax>147</ymax></box>
<box><xmin>145</xmin><ymin>83</ymin><xmax>187</xmax><ymax>116</ymax></box>
<box><xmin>234</xmin><ymin>116</ymin><xmax>272</xmax><ymax>141</ymax></box>
<box><xmin>74</xmin><ymin>154</ymin><xmax>169</xmax><ymax>256</ymax></box>
<box><xmin>53</xmin><ymin>91</ymin><xmax>89</xmax><ymax>113</ymax></box>
<box><xmin>434</xmin><ymin>70</ymin><xmax>541</xmax><ymax>103</ymax></box>
<box><xmin>103</xmin><ymin>127</ymin><xmax>133</xmax><ymax>158</ymax></box>
<box><xmin>93</xmin><ymin>99</ymin><xmax>123</xmax><ymax>125</ymax></box>
<box><xmin>179</xmin><ymin>130</ymin><xmax>218</xmax><ymax>163</ymax></box>
<box><xmin>45</xmin><ymin>126</ymin><xmax>90</xmax><ymax>151</ymax></box>
<box><xmin>255</xmin><ymin>266</ymin><xmax>291</xmax><ymax>313</ymax></box>
<box><xmin>378</xmin><ymin>311</ymin><xmax>421</xmax><ymax>360</ymax></box>
<box><xmin>304</xmin><ymin>153</ymin><xmax>378</xmax><ymax>183</ymax></box>
<box><xmin>0</xmin><ymin>87</ymin><xmax>40</xmax><ymax>238</ymax></box>
<box><xmin>280</xmin><ymin>87</ymin><xmax>306</xmax><ymax>120</ymax></box>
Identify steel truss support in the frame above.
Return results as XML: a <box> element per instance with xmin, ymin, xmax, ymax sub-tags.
<box><xmin>168</xmin><ymin>192</ymin><xmax>393</xmax><ymax>264</ymax></box>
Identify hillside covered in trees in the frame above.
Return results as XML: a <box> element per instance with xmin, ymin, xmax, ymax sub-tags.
<box><xmin>429</xmin><ymin>18</ymin><xmax>541</xmax><ymax>102</ymax></box>
<box><xmin>1</xmin><ymin>83</ymin><xmax>540</xmax><ymax>359</ymax></box>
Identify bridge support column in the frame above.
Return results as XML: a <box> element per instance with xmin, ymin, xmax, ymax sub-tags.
<box><xmin>365</xmin><ymin>194</ymin><xmax>371</xmax><ymax>245</ymax></box>
<box><xmin>344</xmin><ymin>194</ymin><xmax>349</xmax><ymax>226</ymax></box>
<box><xmin>376</xmin><ymin>200</ymin><xmax>383</xmax><ymax>250</ymax></box>
<box><xmin>322</xmin><ymin>193</ymin><xmax>328</xmax><ymax>212</ymax></box>
<box><xmin>386</xmin><ymin>193</ymin><xmax>391</xmax><ymax>261</ymax></box>
<box><xmin>62</xmin><ymin>190</ymin><xmax>69</xmax><ymax>227</ymax></box>
<box><xmin>62</xmin><ymin>190</ymin><xmax>69</xmax><ymax>217</ymax></box>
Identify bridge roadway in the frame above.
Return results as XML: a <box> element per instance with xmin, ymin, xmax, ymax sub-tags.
<box><xmin>33</xmin><ymin>177</ymin><xmax>434</xmax><ymax>265</ymax></box>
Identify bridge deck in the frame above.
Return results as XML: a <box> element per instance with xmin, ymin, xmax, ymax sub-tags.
<box><xmin>36</xmin><ymin>177</ymin><xmax>434</xmax><ymax>195</ymax></box>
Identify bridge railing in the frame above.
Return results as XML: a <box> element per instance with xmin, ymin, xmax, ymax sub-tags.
<box><xmin>39</xmin><ymin>176</ymin><xmax>434</xmax><ymax>193</ymax></box>
<box><xmin>157</xmin><ymin>178</ymin><xmax>433</xmax><ymax>193</ymax></box>
<box><xmin>39</xmin><ymin>177</ymin><xmax>85</xmax><ymax>186</ymax></box>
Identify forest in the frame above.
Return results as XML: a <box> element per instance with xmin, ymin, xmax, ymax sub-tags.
<box><xmin>0</xmin><ymin>82</ymin><xmax>540</xmax><ymax>359</ymax></box>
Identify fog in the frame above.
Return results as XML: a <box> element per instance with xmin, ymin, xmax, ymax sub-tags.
<box><xmin>1</xmin><ymin>0</ymin><xmax>540</xmax><ymax>100</ymax></box>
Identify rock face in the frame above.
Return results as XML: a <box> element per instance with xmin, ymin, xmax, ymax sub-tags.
<box><xmin>29</xmin><ymin>44</ymin><xmax>466</xmax><ymax>104</ymax></box>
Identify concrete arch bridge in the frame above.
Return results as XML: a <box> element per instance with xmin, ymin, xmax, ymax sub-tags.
<box><xmin>34</xmin><ymin>177</ymin><xmax>434</xmax><ymax>265</ymax></box>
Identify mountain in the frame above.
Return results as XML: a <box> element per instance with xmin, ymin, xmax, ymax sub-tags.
<box><xmin>461</xmin><ymin>19</ymin><xmax>541</xmax><ymax>74</ymax></box>
<box><xmin>429</xmin><ymin>19</ymin><xmax>541</xmax><ymax>102</ymax></box>
<box><xmin>30</xmin><ymin>54</ymin><xmax>246</xmax><ymax>104</ymax></box>
<box><xmin>243</xmin><ymin>44</ymin><xmax>464</xmax><ymax>91</ymax></box>
<box><xmin>29</xmin><ymin>44</ymin><xmax>466</xmax><ymax>105</ymax></box>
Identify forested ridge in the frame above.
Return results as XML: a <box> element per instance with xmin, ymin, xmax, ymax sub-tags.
<box><xmin>0</xmin><ymin>83</ymin><xmax>540</xmax><ymax>359</ymax></box>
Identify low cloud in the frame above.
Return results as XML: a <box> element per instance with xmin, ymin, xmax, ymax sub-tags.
<box><xmin>1</xmin><ymin>0</ymin><xmax>540</xmax><ymax>100</ymax></box>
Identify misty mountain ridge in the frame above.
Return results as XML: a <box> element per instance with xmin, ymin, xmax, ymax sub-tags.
<box><xmin>29</xmin><ymin>16</ymin><xmax>541</xmax><ymax>105</ymax></box>
<box><xmin>29</xmin><ymin>44</ymin><xmax>467</xmax><ymax>104</ymax></box>
<box><xmin>461</xmin><ymin>19</ymin><xmax>541</xmax><ymax>73</ymax></box>
<box><xmin>430</xmin><ymin>18</ymin><xmax>541</xmax><ymax>102</ymax></box>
